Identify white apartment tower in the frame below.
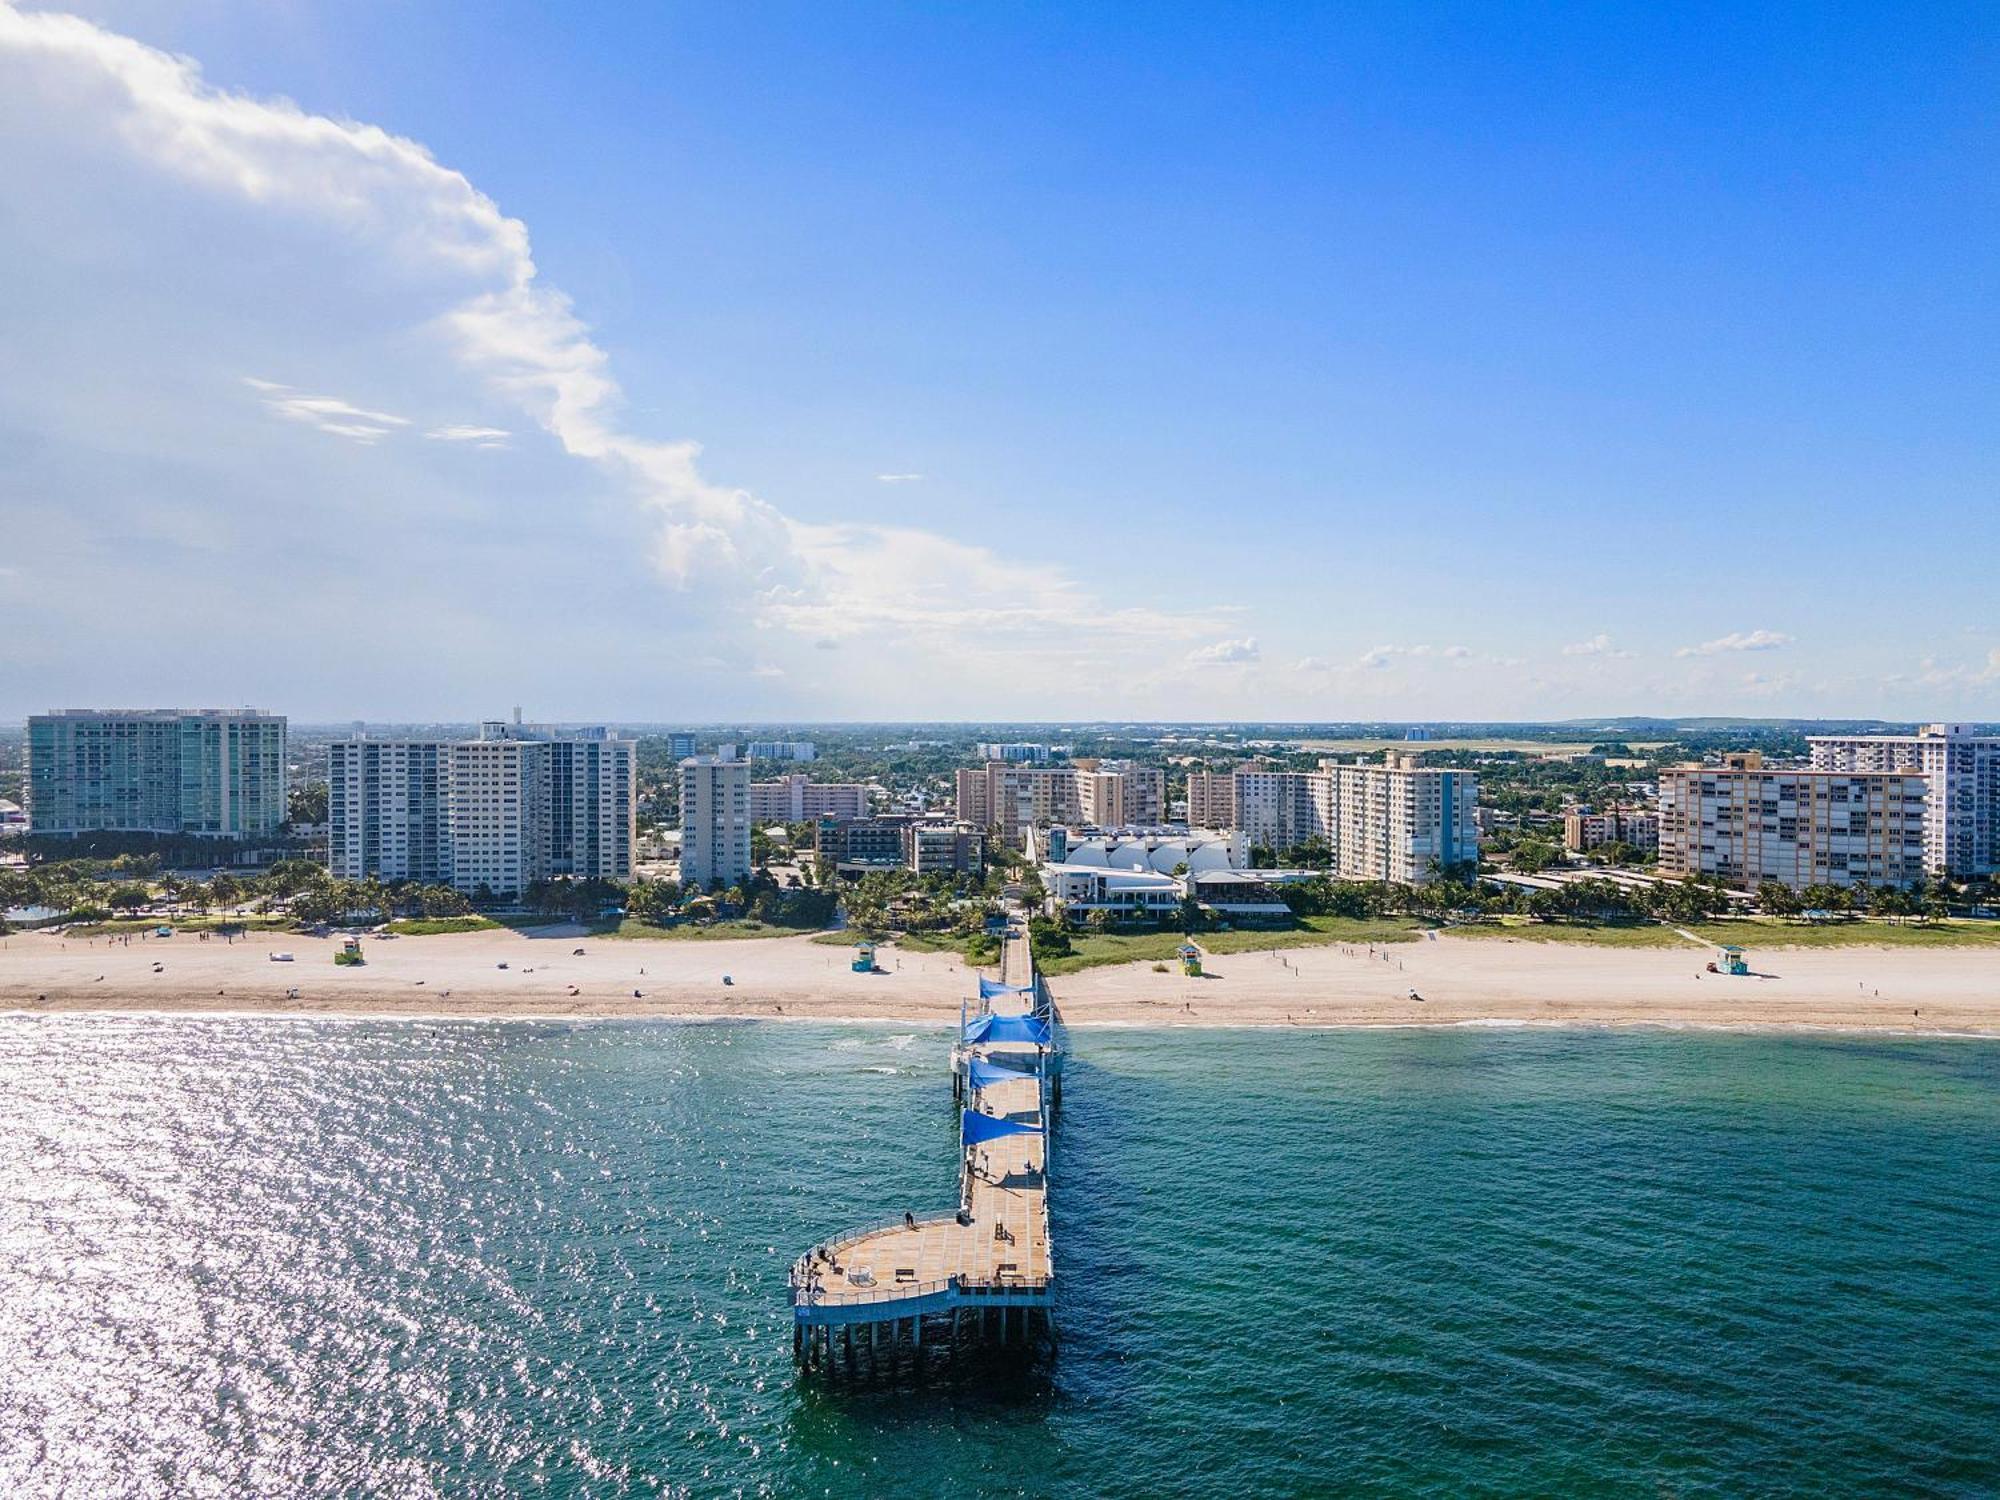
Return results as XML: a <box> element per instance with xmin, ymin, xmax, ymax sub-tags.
<box><xmin>327</xmin><ymin>721</ymin><xmax>634</xmax><ymax>897</ymax></box>
<box><xmin>1229</xmin><ymin>755</ymin><xmax>1480</xmax><ymax>883</ymax></box>
<box><xmin>679</xmin><ymin>755</ymin><xmax>752</xmax><ymax>889</ymax></box>
<box><xmin>1806</xmin><ymin>724</ymin><xmax>2000</xmax><ymax>878</ymax></box>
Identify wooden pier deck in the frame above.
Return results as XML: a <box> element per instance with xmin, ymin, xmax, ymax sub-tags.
<box><xmin>791</xmin><ymin>924</ymin><xmax>1056</xmax><ymax>1371</ymax></box>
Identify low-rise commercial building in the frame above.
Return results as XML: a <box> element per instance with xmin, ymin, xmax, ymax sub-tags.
<box><xmin>1657</xmin><ymin>755</ymin><xmax>1928</xmax><ymax>890</ymax></box>
<box><xmin>27</xmin><ymin>708</ymin><xmax>287</xmax><ymax>839</ymax></box>
<box><xmin>1031</xmin><ymin>826</ymin><xmax>1247</xmax><ymax>874</ymax></box>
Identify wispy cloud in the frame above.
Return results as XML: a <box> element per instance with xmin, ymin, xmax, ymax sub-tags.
<box><xmin>245</xmin><ymin>378</ymin><xmax>410</xmax><ymax>443</ymax></box>
<box><xmin>875</xmin><ymin>472</ymin><xmax>924</xmax><ymax>484</ymax></box>
<box><xmin>1562</xmin><ymin>633</ymin><xmax>1635</xmax><ymax>658</ymax></box>
<box><xmin>1294</xmin><ymin>655</ymin><xmax>1330</xmax><ymax>672</ymax></box>
<box><xmin>1888</xmin><ymin>649</ymin><xmax>2000</xmax><ymax>690</ymax></box>
<box><xmin>1676</xmin><ymin>629</ymin><xmax>1793</xmax><ymax>657</ymax></box>
<box><xmin>426</xmin><ymin>423</ymin><xmax>510</xmax><ymax>447</ymax></box>
<box><xmin>1356</xmin><ymin>643</ymin><xmax>1474</xmax><ymax>670</ymax></box>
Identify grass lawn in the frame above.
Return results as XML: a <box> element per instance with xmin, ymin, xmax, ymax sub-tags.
<box><xmin>595</xmin><ymin>917</ymin><xmax>827</xmax><ymax>941</ymax></box>
<box><xmin>1197</xmin><ymin>915</ymin><xmax>1427</xmax><ymax>953</ymax></box>
<box><xmin>1038</xmin><ymin>931</ymin><xmax>1192</xmax><ymax>976</ymax></box>
<box><xmin>1448</xmin><ymin>915</ymin><xmax>2000</xmax><ymax>949</ymax></box>
<box><xmin>66</xmin><ymin>913</ymin><xmax>298</xmax><ymax>936</ymax></box>
<box><xmin>1687</xmin><ymin>918</ymin><xmax>2000</xmax><ymax>949</ymax></box>
<box><xmin>1451</xmin><ymin>918</ymin><xmax>1693</xmax><ymax>948</ymax></box>
<box><xmin>384</xmin><ymin>915</ymin><xmax>500</xmax><ymax>936</ymax></box>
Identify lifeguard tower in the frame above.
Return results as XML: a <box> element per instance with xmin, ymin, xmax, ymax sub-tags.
<box><xmin>1177</xmin><ymin>942</ymin><xmax>1202</xmax><ymax>977</ymax></box>
<box><xmin>851</xmin><ymin>939</ymin><xmax>877</xmax><ymax>974</ymax></box>
<box><xmin>1711</xmin><ymin>944</ymin><xmax>1749</xmax><ymax>976</ymax></box>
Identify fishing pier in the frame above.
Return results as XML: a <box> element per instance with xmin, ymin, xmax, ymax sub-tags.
<box><xmin>790</xmin><ymin>924</ymin><xmax>1059</xmax><ymax>1378</ymax></box>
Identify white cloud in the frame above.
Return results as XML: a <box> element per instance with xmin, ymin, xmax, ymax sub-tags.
<box><xmin>1676</xmin><ymin>629</ymin><xmax>1792</xmax><ymax>658</ymax></box>
<box><xmin>0</xmin><ymin>3</ymin><xmax>1237</xmax><ymax>714</ymax></box>
<box><xmin>1562</xmin><ymin>633</ymin><xmax>1635</xmax><ymax>659</ymax></box>
<box><xmin>1440</xmin><ymin>644</ymin><xmax>1472</xmax><ymax>660</ymax></box>
<box><xmin>875</xmin><ymin>472</ymin><xmax>924</xmax><ymax>483</ymax></box>
<box><xmin>1294</xmin><ymin>655</ymin><xmax>1330</xmax><ymax>672</ymax></box>
<box><xmin>1186</xmin><ymin>636</ymin><xmax>1260</xmax><ymax>667</ymax></box>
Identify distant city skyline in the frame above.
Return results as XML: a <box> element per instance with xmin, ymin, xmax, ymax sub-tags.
<box><xmin>2</xmin><ymin>2</ymin><xmax>1996</xmax><ymax>721</ymax></box>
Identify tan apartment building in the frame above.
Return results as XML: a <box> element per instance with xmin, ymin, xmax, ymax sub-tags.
<box><xmin>747</xmin><ymin>773</ymin><xmax>870</xmax><ymax>823</ymax></box>
<box><xmin>1562</xmin><ymin>806</ymin><xmax>1660</xmax><ymax>853</ymax></box>
<box><xmin>1185</xmin><ymin>769</ymin><xmax>1237</xmax><ymax>830</ymax></box>
<box><xmin>955</xmin><ymin>761</ymin><xmax>1165</xmax><ymax>834</ymax></box>
<box><xmin>1657</xmin><ymin>758</ymin><xmax>1928</xmax><ymax>890</ymax></box>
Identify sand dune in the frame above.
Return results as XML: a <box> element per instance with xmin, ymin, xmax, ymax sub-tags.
<box><xmin>1</xmin><ymin>925</ymin><xmax>1994</xmax><ymax>1033</ymax></box>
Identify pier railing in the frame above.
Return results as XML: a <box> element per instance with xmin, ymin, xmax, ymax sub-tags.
<box><xmin>791</xmin><ymin>1269</ymin><xmax>1054</xmax><ymax>1310</ymax></box>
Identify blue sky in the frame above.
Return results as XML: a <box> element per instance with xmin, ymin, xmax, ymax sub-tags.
<box><xmin>1</xmin><ymin>1</ymin><xmax>1994</xmax><ymax>721</ymax></box>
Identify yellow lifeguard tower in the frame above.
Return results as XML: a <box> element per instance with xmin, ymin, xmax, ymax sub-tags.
<box><xmin>1177</xmin><ymin>942</ymin><xmax>1202</xmax><ymax>977</ymax></box>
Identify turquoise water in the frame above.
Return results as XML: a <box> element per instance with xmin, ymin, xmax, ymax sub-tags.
<box><xmin>2</xmin><ymin>1018</ymin><xmax>1996</xmax><ymax>1497</ymax></box>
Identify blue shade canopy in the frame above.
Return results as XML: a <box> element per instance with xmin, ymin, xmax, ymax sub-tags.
<box><xmin>967</xmin><ymin>1056</ymin><xmax>1031</xmax><ymax>1091</ymax></box>
<box><xmin>978</xmin><ymin>977</ymin><xmax>1033</xmax><ymax>999</ymax></box>
<box><xmin>962</xmin><ymin>1014</ymin><xmax>1052</xmax><ymax>1047</ymax></box>
<box><xmin>961</xmin><ymin>1110</ymin><xmax>1044</xmax><ymax>1147</ymax></box>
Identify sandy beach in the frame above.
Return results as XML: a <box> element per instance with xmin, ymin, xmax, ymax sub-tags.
<box><xmin>2</xmin><ymin>925</ymin><xmax>1996</xmax><ymax>1032</ymax></box>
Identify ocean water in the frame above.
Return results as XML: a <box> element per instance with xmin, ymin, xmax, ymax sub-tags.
<box><xmin>2</xmin><ymin>1017</ymin><xmax>1996</xmax><ymax>1498</ymax></box>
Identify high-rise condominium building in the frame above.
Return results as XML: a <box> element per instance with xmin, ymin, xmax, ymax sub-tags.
<box><xmin>327</xmin><ymin>721</ymin><xmax>634</xmax><ymax>897</ymax></box>
<box><xmin>26</xmin><ymin>708</ymin><xmax>287</xmax><ymax>838</ymax></box>
<box><xmin>1657</xmin><ymin>757</ymin><xmax>1928</xmax><ymax>890</ymax></box>
<box><xmin>667</xmin><ymin>732</ymin><xmax>699</xmax><ymax>760</ymax></box>
<box><xmin>954</xmin><ymin>761</ymin><xmax>1166</xmax><ymax>832</ymax></box>
<box><xmin>747</xmin><ymin>773</ymin><xmax>870</xmax><ymax>822</ymax></box>
<box><xmin>679</xmin><ymin>755</ymin><xmax>752</xmax><ymax>889</ymax></box>
<box><xmin>1185</xmin><ymin>769</ymin><xmax>1238</xmax><ymax>830</ymax></box>
<box><xmin>1806</xmin><ymin>724</ymin><xmax>2000</xmax><ymax>878</ymax></box>
<box><xmin>1230</xmin><ymin>755</ymin><xmax>1480</xmax><ymax>883</ymax></box>
<box><xmin>746</xmin><ymin>740</ymin><xmax>816</xmax><ymax>762</ymax></box>
<box><xmin>977</xmin><ymin>742</ymin><xmax>1054</xmax><ymax>763</ymax></box>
